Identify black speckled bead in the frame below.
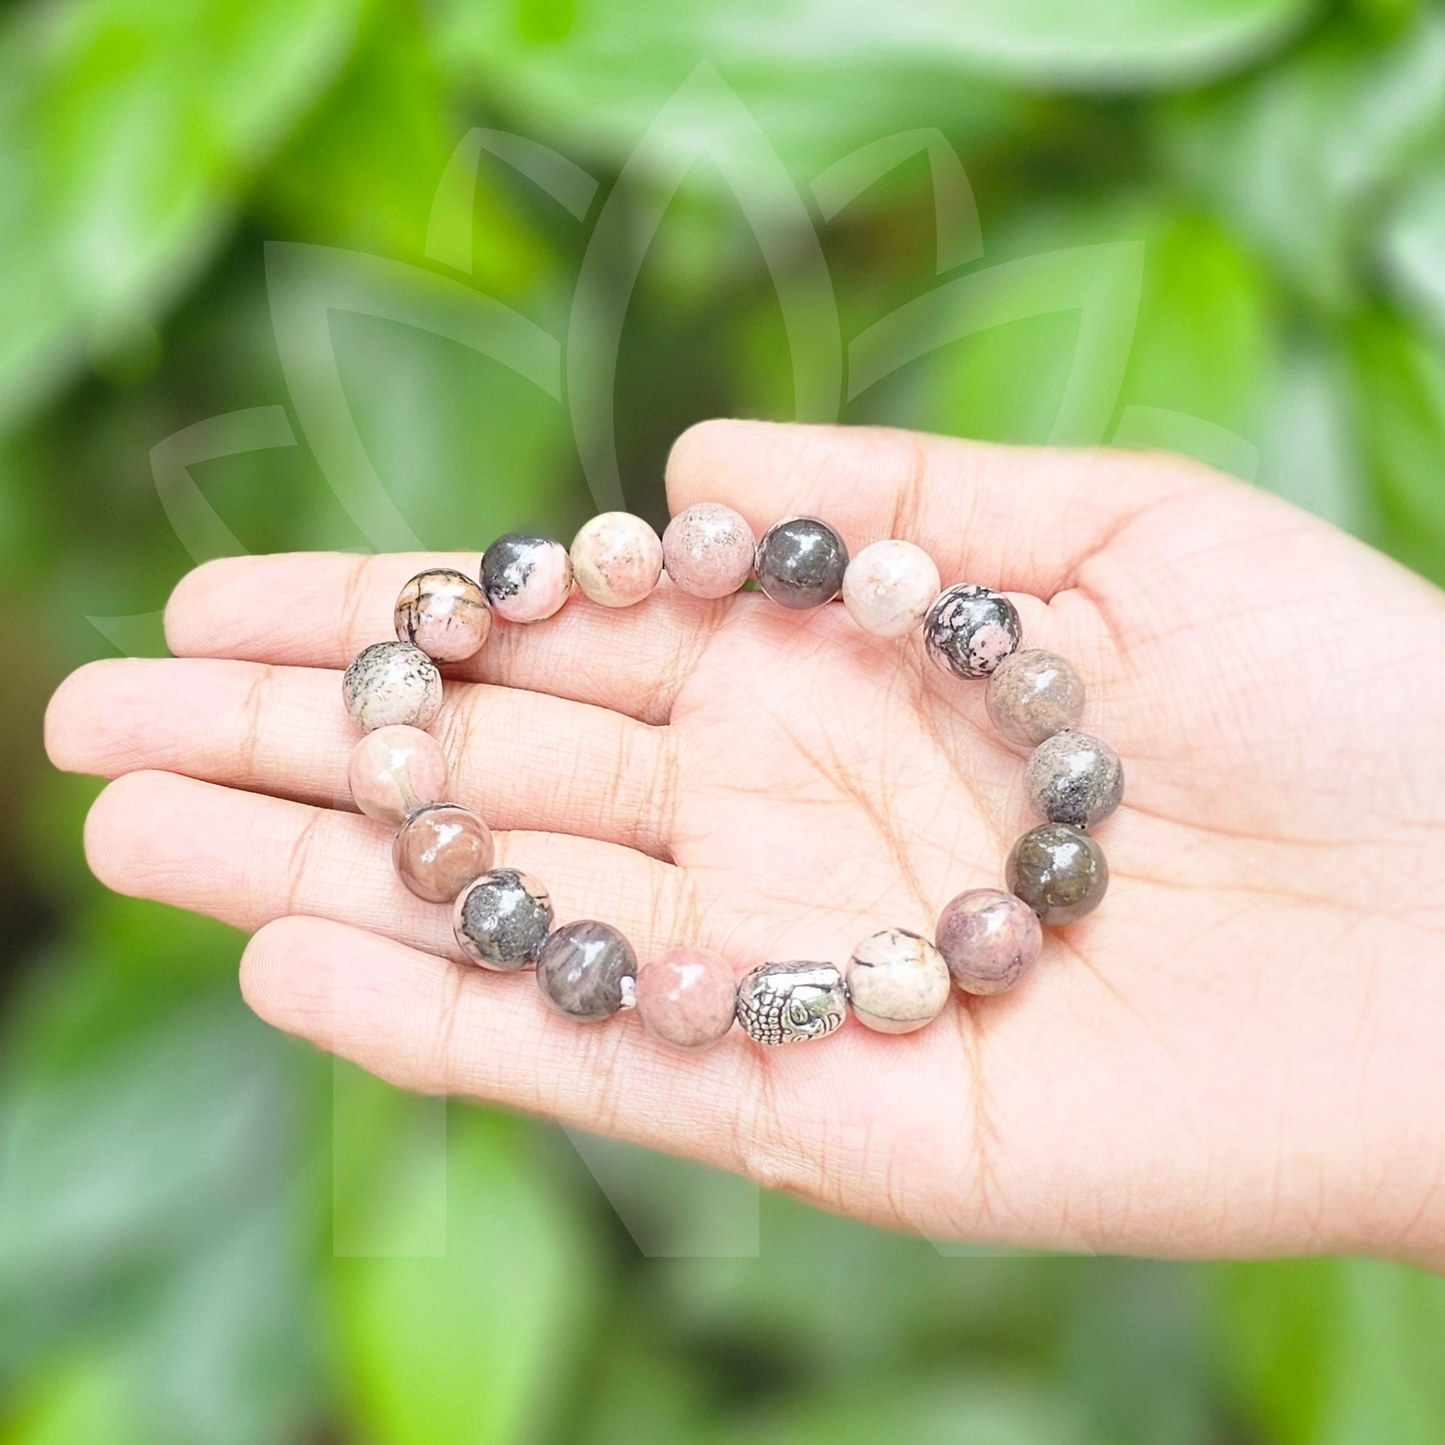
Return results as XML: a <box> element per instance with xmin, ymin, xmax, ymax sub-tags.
<box><xmin>923</xmin><ymin>583</ymin><xmax>1021</xmax><ymax>679</ymax></box>
<box><xmin>754</xmin><ymin>516</ymin><xmax>849</xmax><ymax>609</ymax></box>
<box><xmin>1025</xmin><ymin>730</ymin><xmax>1124</xmax><ymax>829</ymax></box>
<box><xmin>453</xmin><ymin>869</ymin><xmax>553</xmax><ymax>971</ymax></box>
<box><xmin>1006</xmin><ymin>823</ymin><xmax>1109</xmax><ymax>926</ymax></box>
<box><xmin>535</xmin><ymin>921</ymin><xmax>638</xmax><ymax>1021</ymax></box>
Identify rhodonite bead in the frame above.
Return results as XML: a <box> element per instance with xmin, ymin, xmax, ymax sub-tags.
<box><xmin>536</xmin><ymin>921</ymin><xmax>638</xmax><ymax>1021</ymax></box>
<box><xmin>1025</xmin><ymin>730</ymin><xmax>1124</xmax><ymax>829</ymax></box>
<box><xmin>1006</xmin><ymin>823</ymin><xmax>1109</xmax><ymax>926</ymax></box>
<box><xmin>754</xmin><ymin>517</ymin><xmax>848</xmax><ymax>609</ymax></box>
<box><xmin>923</xmin><ymin>584</ymin><xmax>1021</xmax><ymax>679</ymax></box>
<box><xmin>985</xmin><ymin>649</ymin><xmax>1085</xmax><ymax>747</ymax></box>
<box><xmin>841</xmin><ymin>540</ymin><xmax>941</xmax><ymax>639</ymax></box>
<box><xmin>394</xmin><ymin>567</ymin><xmax>491</xmax><ymax>663</ymax></box>
<box><xmin>635</xmin><ymin>946</ymin><xmax>737</xmax><ymax>1049</ymax></box>
<box><xmin>347</xmin><ymin>724</ymin><xmax>449</xmax><ymax>825</ymax></box>
<box><xmin>845</xmin><ymin>928</ymin><xmax>951</xmax><ymax>1034</ymax></box>
<box><xmin>570</xmin><ymin>512</ymin><xmax>664</xmax><ymax>608</ymax></box>
<box><xmin>662</xmin><ymin>502</ymin><xmax>755</xmax><ymax>598</ymax></box>
<box><xmin>735</xmin><ymin>961</ymin><xmax>848</xmax><ymax>1044</ymax></box>
<box><xmin>342</xmin><ymin>642</ymin><xmax>443</xmax><ymax>731</ymax></box>
<box><xmin>453</xmin><ymin>869</ymin><xmax>553</xmax><ymax>970</ymax></box>
<box><xmin>392</xmin><ymin>803</ymin><xmax>495</xmax><ymax>904</ymax></box>
<box><xmin>480</xmin><ymin>534</ymin><xmax>573</xmax><ymax>623</ymax></box>
<box><xmin>935</xmin><ymin>888</ymin><xmax>1043</xmax><ymax>995</ymax></box>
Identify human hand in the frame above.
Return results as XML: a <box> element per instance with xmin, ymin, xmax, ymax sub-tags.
<box><xmin>44</xmin><ymin>420</ymin><xmax>1445</xmax><ymax>1267</ymax></box>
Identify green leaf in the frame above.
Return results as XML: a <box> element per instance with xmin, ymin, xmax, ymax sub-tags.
<box><xmin>1349</xmin><ymin>309</ymin><xmax>1445</xmax><ymax>586</ymax></box>
<box><xmin>1166</xmin><ymin>12</ymin><xmax>1445</xmax><ymax>311</ymax></box>
<box><xmin>0</xmin><ymin>0</ymin><xmax>366</xmax><ymax>432</ymax></box>
<box><xmin>328</xmin><ymin>1091</ymin><xmax>599</xmax><ymax>1445</ymax></box>
<box><xmin>1215</xmin><ymin>1258</ymin><xmax>1445</xmax><ymax>1445</ymax></box>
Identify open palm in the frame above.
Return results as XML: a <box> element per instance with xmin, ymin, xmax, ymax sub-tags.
<box><xmin>46</xmin><ymin>420</ymin><xmax>1445</xmax><ymax>1267</ymax></box>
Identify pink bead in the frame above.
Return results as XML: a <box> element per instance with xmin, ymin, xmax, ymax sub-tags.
<box><xmin>842</xmin><ymin>539</ymin><xmax>941</xmax><ymax>638</ymax></box>
<box><xmin>392</xmin><ymin>804</ymin><xmax>495</xmax><ymax>904</ymax></box>
<box><xmin>634</xmin><ymin>945</ymin><xmax>737</xmax><ymax>1050</ymax></box>
<box><xmin>394</xmin><ymin>568</ymin><xmax>491</xmax><ymax>663</ymax></box>
<box><xmin>348</xmin><ymin>725</ymin><xmax>449</xmax><ymax>825</ymax></box>
<box><xmin>661</xmin><ymin>503</ymin><xmax>755</xmax><ymax>599</ymax></box>
<box><xmin>570</xmin><ymin>512</ymin><xmax>664</xmax><ymax>608</ymax></box>
<box><xmin>935</xmin><ymin>888</ymin><xmax>1043</xmax><ymax>996</ymax></box>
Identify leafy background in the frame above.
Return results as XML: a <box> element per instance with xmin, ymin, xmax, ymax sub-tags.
<box><xmin>3</xmin><ymin>0</ymin><xmax>1445</xmax><ymax>1441</ymax></box>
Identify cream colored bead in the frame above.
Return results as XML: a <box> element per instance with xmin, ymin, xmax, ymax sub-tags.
<box><xmin>845</xmin><ymin>928</ymin><xmax>951</xmax><ymax>1034</ymax></box>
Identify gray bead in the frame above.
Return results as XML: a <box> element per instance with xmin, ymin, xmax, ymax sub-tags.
<box><xmin>924</xmin><ymin>584</ymin><xmax>1021</xmax><ymax>679</ymax></box>
<box><xmin>453</xmin><ymin>869</ymin><xmax>553</xmax><ymax>971</ymax></box>
<box><xmin>1006</xmin><ymin>823</ymin><xmax>1109</xmax><ymax>926</ymax></box>
<box><xmin>535</xmin><ymin>921</ymin><xmax>638</xmax><ymax>1021</ymax></box>
<box><xmin>342</xmin><ymin>641</ymin><xmax>443</xmax><ymax>732</ymax></box>
<box><xmin>735</xmin><ymin>961</ymin><xmax>848</xmax><ymax>1045</ymax></box>
<box><xmin>754</xmin><ymin>517</ymin><xmax>848</xmax><ymax>609</ymax></box>
<box><xmin>1025</xmin><ymin>730</ymin><xmax>1124</xmax><ymax>829</ymax></box>
<box><xmin>985</xmin><ymin>649</ymin><xmax>1085</xmax><ymax>747</ymax></box>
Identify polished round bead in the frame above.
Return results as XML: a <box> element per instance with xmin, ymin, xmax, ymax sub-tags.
<box><xmin>985</xmin><ymin>649</ymin><xmax>1086</xmax><ymax>748</ymax></box>
<box><xmin>1026</xmin><ymin>730</ymin><xmax>1124</xmax><ymax>830</ymax></box>
<box><xmin>923</xmin><ymin>584</ymin><xmax>1021</xmax><ymax>679</ymax></box>
<box><xmin>347</xmin><ymin>725</ymin><xmax>449</xmax><ymax>825</ymax></box>
<box><xmin>392</xmin><ymin>803</ymin><xmax>495</xmax><ymax>904</ymax></box>
<box><xmin>480</xmin><ymin>534</ymin><xmax>573</xmax><ymax>623</ymax></box>
<box><xmin>342</xmin><ymin>641</ymin><xmax>443</xmax><ymax>732</ymax></box>
<box><xmin>754</xmin><ymin>516</ymin><xmax>848</xmax><ymax>609</ymax></box>
<box><xmin>570</xmin><ymin>512</ymin><xmax>664</xmax><ymax>608</ymax></box>
<box><xmin>735</xmin><ymin>961</ymin><xmax>848</xmax><ymax>1045</ymax></box>
<box><xmin>841</xmin><ymin>540</ymin><xmax>941</xmax><ymax>639</ymax></box>
<box><xmin>635</xmin><ymin>946</ymin><xmax>737</xmax><ymax>1050</ymax></box>
<box><xmin>535</xmin><ymin>921</ymin><xmax>638</xmax><ymax>1022</ymax></box>
<box><xmin>453</xmin><ymin>869</ymin><xmax>553</xmax><ymax>971</ymax></box>
<box><xmin>935</xmin><ymin>888</ymin><xmax>1044</xmax><ymax>996</ymax></box>
<box><xmin>845</xmin><ymin>928</ymin><xmax>951</xmax><ymax>1033</ymax></box>
<box><xmin>1006</xmin><ymin>824</ymin><xmax>1109</xmax><ymax>926</ymax></box>
<box><xmin>662</xmin><ymin>502</ymin><xmax>756</xmax><ymax>599</ymax></box>
<box><xmin>394</xmin><ymin>567</ymin><xmax>491</xmax><ymax>663</ymax></box>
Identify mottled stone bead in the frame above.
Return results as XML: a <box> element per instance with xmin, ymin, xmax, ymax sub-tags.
<box><xmin>841</xmin><ymin>540</ymin><xmax>941</xmax><ymax>639</ymax></box>
<box><xmin>754</xmin><ymin>517</ymin><xmax>848</xmax><ymax>609</ymax></box>
<box><xmin>845</xmin><ymin>928</ymin><xmax>951</xmax><ymax>1034</ymax></box>
<box><xmin>985</xmin><ymin>649</ymin><xmax>1085</xmax><ymax>748</ymax></box>
<box><xmin>453</xmin><ymin>869</ymin><xmax>553</xmax><ymax>971</ymax></box>
<box><xmin>570</xmin><ymin>512</ymin><xmax>664</xmax><ymax>608</ymax></box>
<box><xmin>935</xmin><ymin>888</ymin><xmax>1043</xmax><ymax>996</ymax></box>
<box><xmin>347</xmin><ymin>724</ymin><xmax>449</xmax><ymax>825</ymax></box>
<box><xmin>1006</xmin><ymin>823</ymin><xmax>1109</xmax><ymax>926</ymax></box>
<box><xmin>535</xmin><ymin>921</ymin><xmax>638</xmax><ymax>1022</ymax></box>
<box><xmin>735</xmin><ymin>961</ymin><xmax>848</xmax><ymax>1045</ymax></box>
<box><xmin>662</xmin><ymin>502</ymin><xmax>756</xmax><ymax>599</ymax></box>
<box><xmin>923</xmin><ymin>584</ymin><xmax>1021</xmax><ymax>679</ymax></box>
<box><xmin>342</xmin><ymin>641</ymin><xmax>443</xmax><ymax>732</ymax></box>
<box><xmin>480</xmin><ymin>534</ymin><xmax>573</xmax><ymax>623</ymax></box>
<box><xmin>392</xmin><ymin>803</ymin><xmax>495</xmax><ymax>905</ymax></box>
<box><xmin>635</xmin><ymin>946</ymin><xmax>737</xmax><ymax>1050</ymax></box>
<box><xmin>394</xmin><ymin>567</ymin><xmax>491</xmax><ymax>663</ymax></box>
<box><xmin>1026</xmin><ymin>730</ymin><xmax>1124</xmax><ymax>830</ymax></box>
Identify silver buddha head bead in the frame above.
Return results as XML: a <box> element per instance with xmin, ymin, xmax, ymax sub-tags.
<box><xmin>735</xmin><ymin>961</ymin><xmax>848</xmax><ymax>1045</ymax></box>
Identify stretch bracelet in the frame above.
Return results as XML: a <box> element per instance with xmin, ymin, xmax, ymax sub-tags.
<box><xmin>340</xmin><ymin>506</ymin><xmax>1122</xmax><ymax>1049</ymax></box>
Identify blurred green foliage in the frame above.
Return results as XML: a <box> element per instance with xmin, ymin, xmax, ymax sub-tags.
<box><xmin>3</xmin><ymin>0</ymin><xmax>1445</xmax><ymax>1441</ymax></box>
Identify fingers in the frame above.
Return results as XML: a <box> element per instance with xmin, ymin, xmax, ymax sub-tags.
<box><xmin>240</xmin><ymin>912</ymin><xmax>957</xmax><ymax>1227</ymax></box>
<box><xmin>166</xmin><ymin>551</ymin><xmax>717</xmax><ymax>725</ymax></box>
<box><xmin>83</xmin><ymin>770</ymin><xmax>691</xmax><ymax>960</ymax></box>
<box><xmin>47</xmin><ymin>656</ymin><xmax>675</xmax><ymax>857</ymax></box>
<box><xmin>666</xmin><ymin>419</ymin><xmax>1219</xmax><ymax>597</ymax></box>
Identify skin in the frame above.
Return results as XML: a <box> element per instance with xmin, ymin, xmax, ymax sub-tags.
<box><xmin>43</xmin><ymin>420</ymin><xmax>1445</xmax><ymax>1269</ymax></box>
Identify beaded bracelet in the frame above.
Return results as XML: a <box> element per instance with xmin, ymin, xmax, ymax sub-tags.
<box><xmin>340</xmin><ymin>506</ymin><xmax>1122</xmax><ymax>1049</ymax></box>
